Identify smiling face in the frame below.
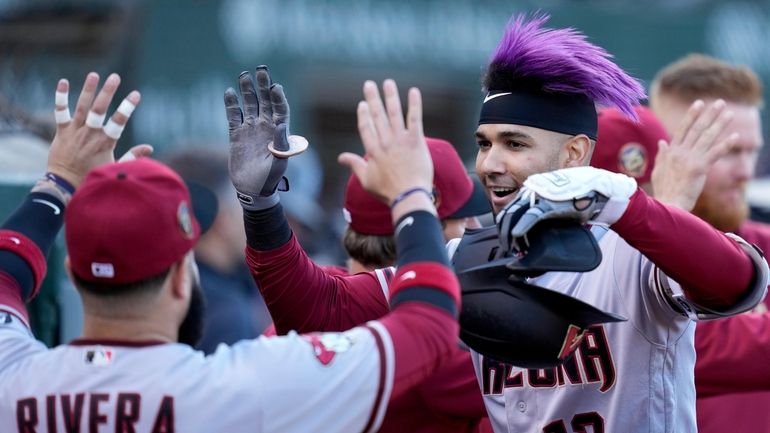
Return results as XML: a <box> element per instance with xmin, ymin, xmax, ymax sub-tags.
<box><xmin>474</xmin><ymin>123</ymin><xmax>591</xmax><ymax>214</ymax></box>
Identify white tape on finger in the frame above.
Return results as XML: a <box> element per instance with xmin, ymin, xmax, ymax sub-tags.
<box><xmin>103</xmin><ymin>119</ymin><xmax>125</xmax><ymax>140</ymax></box>
<box><xmin>55</xmin><ymin>91</ymin><xmax>68</xmax><ymax>107</ymax></box>
<box><xmin>115</xmin><ymin>99</ymin><xmax>137</xmax><ymax>117</ymax></box>
<box><xmin>86</xmin><ymin>111</ymin><xmax>106</xmax><ymax>129</ymax></box>
<box><xmin>54</xmin><ymin>109</ymin><xmax>71</xmax><ymax>124</ymax></box>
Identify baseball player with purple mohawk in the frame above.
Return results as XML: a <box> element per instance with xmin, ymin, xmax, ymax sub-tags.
<box><xmin>243</xmin><ymin>14</ymin><xmax>768</xmax><ymax>433</ymax></box>
<box><xmin>470</xmin><ymin>14</ymin><xmax>766</xmax><ymax>432</ymax></box>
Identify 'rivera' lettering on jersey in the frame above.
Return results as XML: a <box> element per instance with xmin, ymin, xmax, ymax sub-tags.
<box><xmin>482</xmin><ymin>325</ymin><xmax>616</xmax><ymax>394</ymax></box>
<box><xmin>16</xmin><ymin>393</ymin><xmax>174</xmax><ymax>433</ymax></box>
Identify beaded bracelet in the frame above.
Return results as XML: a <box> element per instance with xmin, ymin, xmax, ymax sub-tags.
<box><xmin>390</xmin><ymin>187</ymin><xmax>434</xmax><ymax>210</ymax></box>
<box><xmin>31</xmin><ymin>174</ymin><xmax>75</xmax><ymax>206</ymax></box>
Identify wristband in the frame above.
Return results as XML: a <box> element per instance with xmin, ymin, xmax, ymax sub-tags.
<box><xmin>390</xmin><ymin>187</ymin><xmax>434</xmax><ymax>210</ymax></box>
<box><xmin>45</xmin><ymin>172</ymin><xmax>76</xmax><ymax>195</ymax></box>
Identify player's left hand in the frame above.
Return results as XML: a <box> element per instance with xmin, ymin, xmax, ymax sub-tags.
<box><xmin>47</xmin><ymin>72</ymin><xmax>141</xmax><ymax>188</ymax></box>
<box><xmin>651</xmin><ymin>99</ymin><xmax>738</xmax><ymax>211</ymax></box>
<box><xmin>497</xmin><ymin>166</ymin><xmax>637</xmax><ymax>252</ymax></box>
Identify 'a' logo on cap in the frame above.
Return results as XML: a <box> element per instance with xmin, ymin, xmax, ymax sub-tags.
<box><xmin>177</xmin><ymin>201</ymin><xmax>194</xmax><ymax>239</ymax></box>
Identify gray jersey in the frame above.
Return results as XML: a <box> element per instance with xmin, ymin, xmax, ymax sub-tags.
<box><xmin>452</xmin><ymin>228</ymin><xmax>765</xmax><ymax>433</ymax></box>
<box><xmin>0</xmin><ymin>307</ymin><xmax>394</xmax><ymax>433</ymax></box>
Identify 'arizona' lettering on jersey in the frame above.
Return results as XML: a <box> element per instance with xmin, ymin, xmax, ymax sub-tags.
<box><xmin>481</xmin><ymin>325</ymin><xmax>616</xmax><ymax>395</ymax></box>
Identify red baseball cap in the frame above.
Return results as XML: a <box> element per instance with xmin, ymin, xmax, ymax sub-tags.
<box><xmin>343</xmin><ymin>137</ymin><xmax>491</xmax><ymax>236</ymax></box>
<box><xmin>65</xmin><ymin>159</ymin><xmax>201</xmax><ymax>284</ymax></box>
<box><xmin>592</xmin><ymin>105</ymin><xmax>669</xmax><ymax>184</ymax></box>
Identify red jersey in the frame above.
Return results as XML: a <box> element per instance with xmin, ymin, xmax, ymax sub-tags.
<box><xmin>695</xmin><ymin>220</ymin><xmax>770</xmax><ymax>433</ymax></box>
<box><xmin>248</xmin><ymin>241</ymin><xmax>491</xmax><ymax>433</ymax></box>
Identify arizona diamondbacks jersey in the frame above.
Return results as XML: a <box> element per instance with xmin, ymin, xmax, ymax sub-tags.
<box><xmin>0</xmin><ymin>307</ymin><xmax>394</xmax><ymax>433</ymax></box>
<box><xmin>462</xmin><ymin>228</ymin><xmax>760</xmax><ymax>433</ymax></box>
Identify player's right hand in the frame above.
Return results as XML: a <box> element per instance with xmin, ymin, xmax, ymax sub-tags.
<box><xmin>47</xmin><ymin>72</ymin><xmax>141</xmax><ymax>188</ymax></box>
<box><xmin>225</xmin><ymin>66</ymin><xmax>306</xmax><ymax>211</ymax></box>
<box><xmin>338</xmin><ymin>80</ymin><xmax>434</xmax><ymax>209</ymax></box>
<box><xmin>497</xmin><ymin>166</ymin><xmax>637</xmax><ymax>252</ymax></box>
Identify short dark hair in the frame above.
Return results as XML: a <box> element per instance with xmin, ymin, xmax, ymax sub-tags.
<box><xmin>72</xmin><ymin>268</ymin><xmax>170</xmax><ymax>298</ymax></box>
<box><xmin>342</xmin><ymin>227</ymin><xmax>396</xmax><ymax>269</ymax></box>
<box><xmin>652</xmin><ymin>54</ymin><xmax>764</xmax><ymax>107</ymax></box>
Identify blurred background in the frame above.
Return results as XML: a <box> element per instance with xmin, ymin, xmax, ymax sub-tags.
<box><xmin>1</xmin><ymin>0</ymin><xmax>769</xmax><ymax>344</ymax></box>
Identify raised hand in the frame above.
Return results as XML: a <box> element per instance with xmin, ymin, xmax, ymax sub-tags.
<box><xmin>47</xmin><ymin>72</ymin><xmax>141</xmax><ymax>188</ymax></box>
<box><xmin>338</xmin><ymin>79</ymin><xmax>433</xmax><ymax>214</ymax></box>
<box><xmin>224</xmin><ymin>66</ymin><xmax>307</xmax><ymax>211</ymax></box>
<box><xmin>651</xmin><ymin>99</ymin><xmax>738</xmax><ymax>211</ymax></box>
<box><xmin>497</xmin><ymin>166</ymin><xmax>637</xmax><ymax>252</ymax></box>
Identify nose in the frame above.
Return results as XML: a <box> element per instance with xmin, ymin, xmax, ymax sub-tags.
<box><xmin>477</xmin><ymin>144</ymin><xmax>507</xmax><ymax>176</ymax></box>
<box><xmin>734</xmin><ymin>153</ymin><xmax>755</xmax><ymax>183</ymax></box>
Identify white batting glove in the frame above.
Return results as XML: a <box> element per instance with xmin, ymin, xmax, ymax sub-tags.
<box><xmin>497</xmin><ymin>166</ymin><xmax>637</xmax><ymax>252</ymax></box>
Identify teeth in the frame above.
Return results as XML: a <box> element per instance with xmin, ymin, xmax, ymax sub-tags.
<box><xmin>490</xmin><ymin>187</ymin><xmax>516</xmax><ymax>198</ymax></box>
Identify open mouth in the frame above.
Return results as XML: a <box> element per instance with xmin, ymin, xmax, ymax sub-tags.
<box><xmin>490</xmin><ymin>187</ymin><xmax>517</xmax><ymax>199</ymax></box>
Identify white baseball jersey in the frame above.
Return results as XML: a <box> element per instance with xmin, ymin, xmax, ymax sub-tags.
<box><xmin>0</xmin><ymin>307</ymin><xmax>394</xmax><ymax>433</ymax></box>
<box><xmin>449</xmin><ymin>227</ymin><xmax>765</xmax><ymax>433</ymax></box>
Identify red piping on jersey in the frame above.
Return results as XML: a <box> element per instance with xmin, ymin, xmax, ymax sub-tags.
<box><xmin>0</xmin><ymin>229</ymin><xmax>46</xmax><ymax>300</ymax></box>
<box><xmin>0</xmin><ymin>271</ymin><xmax>28</xmax><ymax>322</ymax></box>
<box><xmin>361</xmin><ymin>326</ymin><xmax>388</xmax><ymax>433</ymax></box>
<box><xmin>69</xmin><ymin>339</ymin><xmax>167</xmax><ymax>347</ymax></box>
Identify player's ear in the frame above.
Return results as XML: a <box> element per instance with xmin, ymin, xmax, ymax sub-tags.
<box><xmin>63</xmin><ymin>256</ymin><xmax>74</xmax><ymax>280</ymax></box>
<box><xmin>168</xmin><ymin>256</ymin><xmax>192</xmax><ymax>301</ymax></box>
<box><xmin>562</xmin><ymin>134</ymin><xmax>592</xmax><ymax>167</ymax></box>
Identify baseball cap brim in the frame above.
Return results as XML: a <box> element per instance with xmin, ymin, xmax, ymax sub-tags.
<box><xmin>185</xmin><ymin>180</ymin><xmax>218</xmax><ymax>234</ymax></box>
<box><xmin>448</xmin><ymin>177</ymin><xmax>492</xmax><ymax>219</ymax></box>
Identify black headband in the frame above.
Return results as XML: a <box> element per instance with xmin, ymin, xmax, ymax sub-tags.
<box><xmin>478</xmin><ymin>89</ymin><xmax>598</xmax><ymax>139</ymax></box>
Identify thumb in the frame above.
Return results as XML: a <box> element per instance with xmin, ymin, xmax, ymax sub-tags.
<box><xmin>273</xmin><ymin>123</ymin><xmax>290</xmax><ymax>153</ymax></box>
<box><xmin>338</xmin><ymin>152</ymin><xmax>368</xmax><ymax>182</ymax></box>
<box><xmin>118</xmin><ymin>144</ymin><xmax>154</xmax><ymax>162</ymax></box>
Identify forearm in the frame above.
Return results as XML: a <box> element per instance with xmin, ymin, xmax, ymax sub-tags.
<box><xmin>0</xmin><ymin>191</ymin><xmax>64</xmax><ymax>317</ymax></box>
<box><xmin>612</xmin><ymin>189</ymin><xmax>753</xmax><ymax>307</ymax></box>
<box><xmin>244</xmin><ymin>204</ymin><xmax>388</xmax><ymax>334</ymax></box>
<box><xmin>695</xmin><ymin>313</ymin><xmax>770</xmax><ymax>396</ymax></box>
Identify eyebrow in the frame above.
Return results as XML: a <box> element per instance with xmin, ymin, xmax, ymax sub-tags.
<box><xmin>475</xmin><ymin>130</ymin><xmax>533</xmax><ymax>141</ymax></box>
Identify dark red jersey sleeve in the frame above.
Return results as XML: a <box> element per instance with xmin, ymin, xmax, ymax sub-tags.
<box><xmin>246</xmin><ymin>235</ymin><xmax>389</xmax><ymax>335</ymax></box>
<box><xmin>612</xmin><ymin>189</ymin><xmax>755</xmax><ymax>308</ymax></box>
<box><xmin>417</xmin><ymin>346</ymin><xmax>486</xmax><ymax>418</ymax></box>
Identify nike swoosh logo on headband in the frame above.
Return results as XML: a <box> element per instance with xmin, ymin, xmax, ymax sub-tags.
<box><xmin>483</xmin><ymin>92</ymin><xmax>512</xmax><ymax>103</ymax></box>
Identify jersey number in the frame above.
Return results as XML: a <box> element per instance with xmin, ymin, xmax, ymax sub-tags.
<box><xmin>543</xmin><ymin>412</ymin><xmax>604</xmax><ymax>433</ymax></box>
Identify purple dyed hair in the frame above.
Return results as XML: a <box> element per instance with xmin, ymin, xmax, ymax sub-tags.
<box><xmin>484</xmin><ymin>14</ymin><xmax>646</xmax><ymax>120</ymax></box>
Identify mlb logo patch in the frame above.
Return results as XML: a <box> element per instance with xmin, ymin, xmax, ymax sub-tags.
<box><xmin>84</xmin><ymin>347</ymin><xmax>114</xmax><ymax>367</ymax></box>
<box><xmin>91</xmin><ymin>262</ymin><xmax>115</xmax><ymax>278</ymax></box>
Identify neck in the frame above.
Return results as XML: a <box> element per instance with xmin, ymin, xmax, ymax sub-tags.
<box><xmin>81</xmin><ymin>314</ymin><xmax>176</xmax><ymax>343</ymax></box>
<box><xmin>348</xmin><ymin>258</ymin><xmax>376</xmax><ymax>274</ymax></box>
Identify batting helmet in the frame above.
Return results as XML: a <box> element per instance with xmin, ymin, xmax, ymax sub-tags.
<box><xmin>452</xmin><ymin>220</ymin><xmax>626</xmax><ymax>368</ymax></box>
